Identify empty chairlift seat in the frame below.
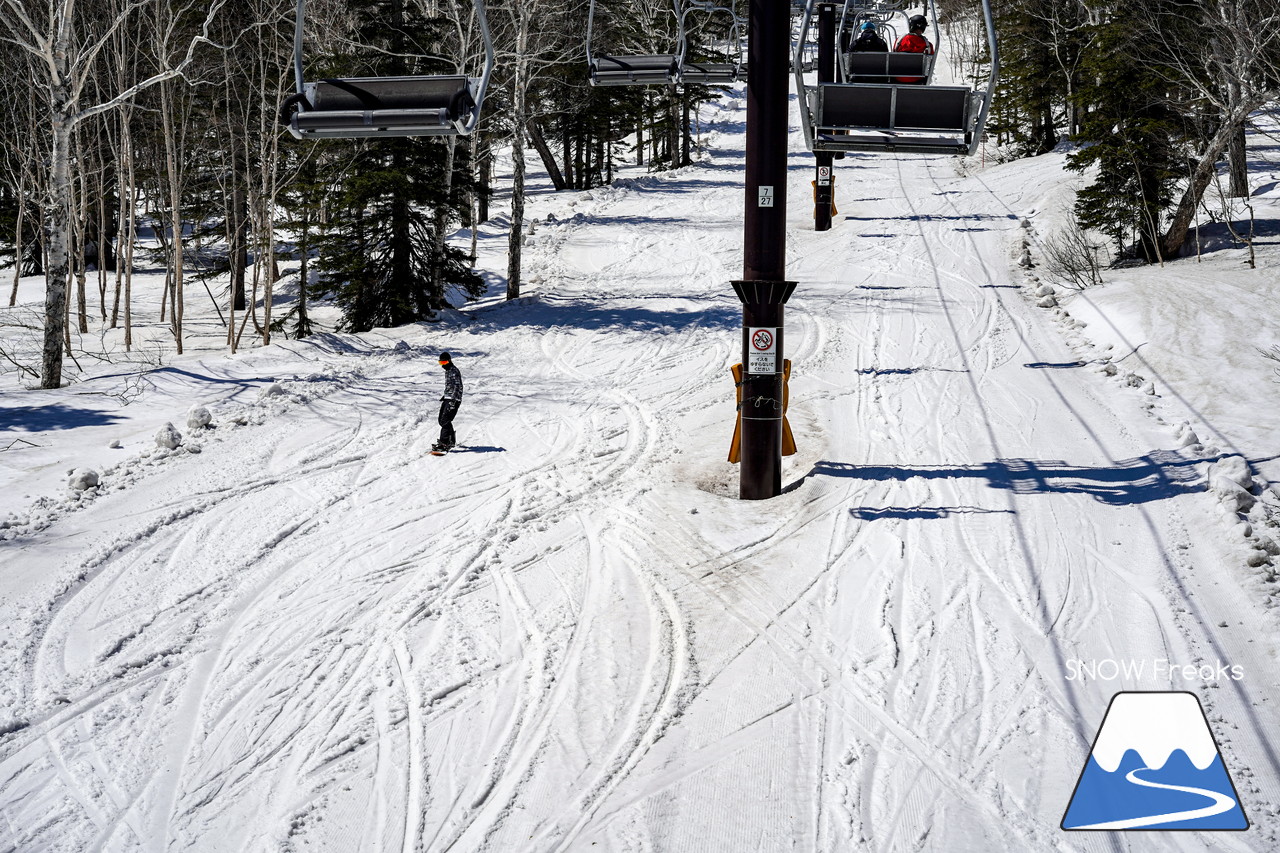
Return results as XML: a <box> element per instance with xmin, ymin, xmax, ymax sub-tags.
<box><xmin>589</xmin><ymin>55</ymin><xmax>681</xmax><ymax>86</ymax></box>
<box><xmin>812</xmin><ymin>82</ymin><xmax>975</xmax><ymax>154</ymax></box>
<box><xmin>290</xmin><ymin>76</ymin><xmax>477</xmax><ymax>138</ymax></box>
<box><xmin>679</xmin><ymin>60</ymin><xmax>741</xmax><ymax>84</ymax></box>
<box><xmin>282</xmin><ymin>0</ymin><xmax>494</xmax><ymax>140</ymax></box>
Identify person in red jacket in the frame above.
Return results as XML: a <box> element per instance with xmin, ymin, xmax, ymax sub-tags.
<box><xmin>893</xmin><ymin>15</ymin><xmax>934</xmax><ymax>84</ymax></box>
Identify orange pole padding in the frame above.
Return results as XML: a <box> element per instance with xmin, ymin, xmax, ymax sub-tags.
<box><xmin>728</xmin><ymin>359</ymin><xmax>797</xmax><ymax>463</ymax></box>
<box><xmin>810</xmin><ymin>177</ymin><xmax>838</xmax><ymax>217</ymax></box>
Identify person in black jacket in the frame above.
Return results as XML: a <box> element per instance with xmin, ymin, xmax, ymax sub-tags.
<box><xmin>434</xmin><ymin>352</ymin><xmax>463</xmax><ymax>451</ymax></box>
<box><xmin>855</xmin><ymin>21</ymin><xmax>885</xmax><ymax>52</ymax></box>
<box><xmin>852</xmin><ymin>21</ymin><xmax>888</xmax><ymax>52</ymax></box>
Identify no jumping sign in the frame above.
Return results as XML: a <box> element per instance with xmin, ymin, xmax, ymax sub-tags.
<box><xmin>747</xmin><ymin>327</ymin><xmax>778</xmax><ymax>375</ymax></box>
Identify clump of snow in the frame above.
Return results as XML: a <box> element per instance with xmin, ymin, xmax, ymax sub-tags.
<box><xmin>109</xmin><ymin>439</ymin><xmax>123</xmax><ymax>449</ymax></box>
<box><xmin>1209</xmin><ymin>455</ymin><xmax>1257</xmax><ymax>513</ymax></box>
<box><xmin>260</xmin><ymin>382</ymin><xmax>287</xmax><ymax>399</ymax></box>
<box><xmin>67</xmin><ymin>469</ymin><xmax>99</xmax><ymax>491</ymax></box>
<box><xmin>155</xmin><ymin>422</ymin><xmax>182</xmax><ymax>450</ymax></box>
<box><xmin>185</xmin><ymin>443</ymin><xmax>203</xmax><ymax>455</ymax></box>
<box><xmin>1175</xmin><ymin>423</ymin><xmax>1201</xmax><ymax>449</ymax></box>
<box><xmin>187</xmin><ymin>405</ymin><xmax>212</xmax><ymax>430</ymax></box>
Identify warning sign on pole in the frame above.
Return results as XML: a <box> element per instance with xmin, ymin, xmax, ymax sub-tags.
<box><xmin>758</xmin><ymin>185</ymin><xmax>775</xmax><ymax>207</ymax></box>
<box><xmin>747</xmin><ymin>327</ymin><xmax>778</xmax><ymax>374</ymax></box>
<box><xmin>817</xmin><ymin>166</ymin><xmax>831</xmax><ymax>186</ymax></box>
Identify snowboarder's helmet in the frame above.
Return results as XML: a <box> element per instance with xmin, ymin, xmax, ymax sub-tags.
<box><xmin>860</xmin><ymin>21</ymin><xmax>876</xmax><ymax>31</ymax></box>
<box><xmin>908</xmin><ymin>14</ymin><xmax>927</xmax><ymax>30</ymax></box>
<box><xmin>439</xmin><ymin>351</ymin><xmax>452</xmax><ymax>363</ymax></box>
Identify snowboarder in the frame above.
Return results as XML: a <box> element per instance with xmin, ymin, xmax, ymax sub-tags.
<box><xmin>851</xmin><ymin>21</ymin><xmax>888</xmax><ymax>52</ymax></box>
<box><xmin>893</xmin><ymin>15</ymin><xmax>934</xmax><ymax>84</ymax></box>
<box><xmin>432</xmin><ymin>352</ymin><xmax>463</xmax><ymax>454</ymax></box>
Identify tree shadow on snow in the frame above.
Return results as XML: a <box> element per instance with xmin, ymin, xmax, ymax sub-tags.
<box><xmin>854</xmin><ymin>366</ymin><xmax>966</xmax><ymax>376</ymax></box>
<box><xmin>850</xmin><ymin>505</ymin><xmax>1015</xmax><ymax>520</ymax></box>
<box><xmin>1</xmin><ymin>403</ymin><xmax>123</xmax><ymax>432</ymax></box>
<box><xmin>811</xmin><ymin>450</ymin><xmax>1205</xmax><ymax>506</ymax></box>
<box><xmin>1176</xmin><ymin>217</ymin><xmax>1280</xmax><ymax>254</ymax></box>
<box><xmin>844</xmin><ymin>213</ymin><xmax>1019</xmax><ymax>222</ymax></box>
<box><xmin>471</xmin><ymin>297</ymin><xmax>742</xmax><ymax>334</ymax></box>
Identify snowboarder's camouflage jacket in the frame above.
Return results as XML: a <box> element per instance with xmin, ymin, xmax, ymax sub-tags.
<box><xmin>442</xmin><ymin>362</ymin><xmax>463</xmax><ymax>402</ymax></box>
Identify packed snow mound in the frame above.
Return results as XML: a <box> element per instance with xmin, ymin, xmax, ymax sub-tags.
<box><xmin>1209</xmin><ymin>454</ymin><xmax>1257</xmax><ymax>512</ymax></box>
<box><xmin>155</xmin><ymin>422</ymin><xmax>182</xmax><ymax>449</ymax></box>
<box><xmin>67</xmin><ymin>469</ymin><xmax>99</xmax><ymax>491</ymax></box>
<box><xmin>187</xmin><ymin>405</ymin><xmax>212</xmax><ymax>430</ymax></box>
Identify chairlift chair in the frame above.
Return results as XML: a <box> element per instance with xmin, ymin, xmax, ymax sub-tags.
<box><xmin>836</xmin><ymin>1</ymin><xmax>901</xmax><ymax>80</ymax></box>
<box><xmin>587</xmin><ymin>0</ymin><xmax>744</xmax><ymax>86</ymax></box>
<box><xmin>678</xmin><ymin>0</ymin><xmax>746</xmax><ymax>85</ymax></box>
<box><xmin>587</xmin><ymin>0</ymin><xmax>684</xmax><ymax>86</ymax></box>
<box><xmin>281</xmin><ymin>0</ymin><xmax>494</xmax><ymax>139</ymax></box>
<box><xmin>796</xmin><ymin>0</ymin><xmax>998</xmax><ymax>155</ymax></box>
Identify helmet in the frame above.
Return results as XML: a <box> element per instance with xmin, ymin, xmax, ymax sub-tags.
<box><xmin>439</xmin><ymin>351</ymin><xmax>452</xmax><ymax>363</ymax></box>
<box><xmin>860</xmin><ymin>21</ymin><xmax>877</xmax><ymax>31</ymax></box>
<box><xmin>908</xmin><ymin>14</ymin><xmax>927</xmax><ymax>30</ymax></box>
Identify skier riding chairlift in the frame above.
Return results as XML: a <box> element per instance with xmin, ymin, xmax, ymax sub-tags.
<box><xmin>892</xmin><ymin>14</ymin><xmax>933</xmax><ymax>84</ymax></box>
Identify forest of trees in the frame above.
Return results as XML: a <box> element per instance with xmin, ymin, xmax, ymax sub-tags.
<box><xmin>1</xmin><ymin>0</ymin><xmax>1277</xmax><ymax>390</ymax></box>
<box><xmin>0</xmin><ymin>0</ymin><xmax>737</xmax><ymax>388</ymax></box>
<box><xmin>958</xmin><ymin>0</ymin><xmax>1280</xmax><ymax>263</ymax></box>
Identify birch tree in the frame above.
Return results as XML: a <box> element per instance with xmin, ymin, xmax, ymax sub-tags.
<box><xmin>1152</xmin><ymin>0</ymin><xmax>1280</xmax><ymax>256</ymax></box>
<box><xmin>0</xmin><ymin>0</ymin><xmax>226</xmax><ymax>388</ymax></box>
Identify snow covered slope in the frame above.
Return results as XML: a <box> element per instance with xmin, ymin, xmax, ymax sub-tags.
<box><xmin>2</xmin><ymin>90</ymin><xmax>1280</xmax><ymax>852</ymax></box>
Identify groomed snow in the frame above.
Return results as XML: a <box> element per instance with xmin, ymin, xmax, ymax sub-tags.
<box><xmin>2</xmin><ymin>83</ymin><xmax>1280</xmax><ymax>852</ymax></box>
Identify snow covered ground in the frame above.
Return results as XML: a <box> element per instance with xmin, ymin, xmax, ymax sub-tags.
<box><xmin>3</xmin><ymin>84</ymin><xmax>1280</xmax><ymax>851</ymax></box>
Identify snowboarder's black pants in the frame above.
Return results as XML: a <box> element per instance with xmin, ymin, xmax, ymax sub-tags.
<box><xmin>437</xmin><ymin>399</ymin><xmax>460</xmax><ymax>447</ymax></box>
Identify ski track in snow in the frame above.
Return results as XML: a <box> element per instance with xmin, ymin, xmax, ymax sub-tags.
<box><xmin>2</xmin><ymin>87</ymin><xmax>1279</xmax><ymax>853</ymax></box>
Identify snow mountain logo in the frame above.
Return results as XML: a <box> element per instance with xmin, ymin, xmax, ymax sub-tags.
<box><xmin>1062</xmin><ymin>692</ymin><xmax>1248</xmax><ymax>831</ymax></box>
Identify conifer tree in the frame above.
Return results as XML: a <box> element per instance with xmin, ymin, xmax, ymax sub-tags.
<box><xmin>1067</xmin><ymin>4</ymin><xmax>1183</xmax><ymax>262</ymax></box>
<box><xmin>309</xmin><ymin>0</ymin><xmax>481</xmax><ymax>332</ymax></box>
<box><xmin>992</xmin><ymin>0</ymin><xmax>1087</xmax><ymax>154</ymax></box>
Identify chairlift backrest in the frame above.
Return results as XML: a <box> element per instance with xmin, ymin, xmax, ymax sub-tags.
<box><xmin>281</xmin><ymin>0</ymin><xmax>494</xmax><ymax>139</ymax></box>
<box><xmin>844</xmin><ymin>52</ymin><xmax>932</xmax><ymax>81</ymax></box>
